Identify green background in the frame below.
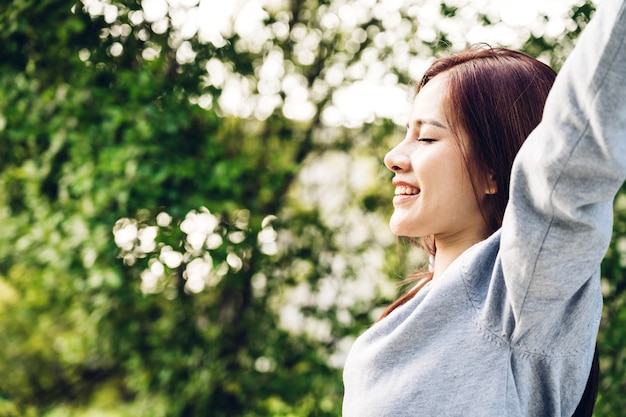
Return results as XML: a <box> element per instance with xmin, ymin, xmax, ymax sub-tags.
<box><xmin>1</xmin><ymin>0</ymin><xmax>623</xmax><ymax>415</ymax></box>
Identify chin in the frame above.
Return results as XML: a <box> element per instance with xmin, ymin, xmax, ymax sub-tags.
<box><xmin>388</xmin><ymin>221</ymin><xmax>418</xmax><ymax>238</ymax></box>
<box><xmin>388</xmin><ymin>219</ymin><xmax>403</xmax><ymax>236</ymax></box>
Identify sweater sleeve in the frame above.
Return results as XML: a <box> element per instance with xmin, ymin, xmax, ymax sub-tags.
<box><xmin>501</xmin><ymin>0</ymin><xmax>626</xmax><ymax>342</ymax></box>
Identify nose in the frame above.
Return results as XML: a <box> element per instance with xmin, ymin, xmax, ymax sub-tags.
<box><xmin>384</xmin><ymin>143</ymin><xmax>411</xmax><ymax>172</ymax></box>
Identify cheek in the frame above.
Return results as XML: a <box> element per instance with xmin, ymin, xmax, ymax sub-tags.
<box><xmin>409</xmin><ymin>150</ymin><xmax>440</xmax><ymax>175</ymax></box>
<box><xmin>420</xmin><ymin>149</ymin><xmax>469</xmax><ymax>188</ymax></box>
<box><xmin>433</xmin><ymin>155</ymin><xmax>481</xmax><ymax>208</ymax></box>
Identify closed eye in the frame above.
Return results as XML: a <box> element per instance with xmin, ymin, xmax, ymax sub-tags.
<box><xmin>417</xmin><ymin>138</ymin><xmax>436</xmax><ymax>143</ymax></box>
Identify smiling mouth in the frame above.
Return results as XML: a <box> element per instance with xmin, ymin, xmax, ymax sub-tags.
<box><xmin>394</xmin><ymin>185</ymin><xmax>420</xmax><ymax>196</ymax></box>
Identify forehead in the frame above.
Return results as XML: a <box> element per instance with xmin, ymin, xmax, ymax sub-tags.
<box><xmin>409</xmin><ymin>74</ymin><xmax>451</xmax><ymax>127</ymax></box>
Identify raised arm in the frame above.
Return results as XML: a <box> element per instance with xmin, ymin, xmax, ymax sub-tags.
<box><xmin>502</xmin><ymin>0</ymin><xmax>626</xmax><ymax>339</ymax></box>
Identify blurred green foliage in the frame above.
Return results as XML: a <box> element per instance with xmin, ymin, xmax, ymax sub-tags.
<box><xmin>0</xmin><ymin>0</ymin><xmax>623</xmax><ymax>416</ymax></box>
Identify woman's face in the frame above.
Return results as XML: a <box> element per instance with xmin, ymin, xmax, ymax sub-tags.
<box><xmin>384</xmin><ymin>74</ymin><xmax>494</xmax><ymax>243</ymax></box>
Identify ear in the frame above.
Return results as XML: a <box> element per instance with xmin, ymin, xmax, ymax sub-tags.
<box><xmin>484</xmin><ymin>172</ymin><xmax>498</xmax><ymax>195</ymax></box>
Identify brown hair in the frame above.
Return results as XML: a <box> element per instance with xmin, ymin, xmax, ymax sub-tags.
<box><xmin>379</xmin><ymin>45</ymin><xmax>598</xmax><ymax>416</ymax></box>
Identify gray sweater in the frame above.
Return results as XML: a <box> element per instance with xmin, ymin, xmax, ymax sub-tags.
<box><xmin>342</xmin><ymin>0</ymin><xmax>626</xmax><ymax>415</ymax></box>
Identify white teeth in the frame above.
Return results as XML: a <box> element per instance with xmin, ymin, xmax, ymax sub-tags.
<box><xmin>395</xmin><ymin>185</ymin><xmax>420</xmax><ymax>195</ymax></box>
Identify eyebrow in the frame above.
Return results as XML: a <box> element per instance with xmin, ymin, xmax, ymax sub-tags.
<box><xmin>407</xmin><ymin>118</ymin><xmax>448</xmax><ymax>130</ymax></box>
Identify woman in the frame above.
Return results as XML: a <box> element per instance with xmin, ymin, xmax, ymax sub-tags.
<box><xmin>343</xmin><ymin>0</ymin><xmax>626</xmax><ymax>415</ymax></box>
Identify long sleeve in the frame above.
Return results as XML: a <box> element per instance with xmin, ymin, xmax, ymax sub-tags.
<box><xmin>502</xmin><ymin>0</ymin><xmax>626</xmax><ymax>342</ymax></box>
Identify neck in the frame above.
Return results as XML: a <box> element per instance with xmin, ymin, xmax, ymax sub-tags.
<box><xmin>431</xmin><ymin>231</ymin><xmax>489</xmax><ymax>280</ymax></box>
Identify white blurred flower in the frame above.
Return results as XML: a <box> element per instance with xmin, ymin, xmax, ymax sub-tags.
<box><xmin>260</xmin><ymin>241</ymin><xmax>278</xmax><ymax>256</ymax></box>
<box><xmin>228</xmin><ymin>231</ymin><xmax>246</xmax><ymax>244</ymax></box>
<box><xmin>258</xmin><ymin>226</ymin><xmax>278</xmax><ymax>255</ymax></box>
<box><xmin>327</xmin><ymin>336</ymin><xmax>356</xmax><ymax>368</ymax></box>
<box><xmin>180</xmin><ymin>208</ymin><xmax>219</xmax><ymax>235</ymax></box>
<box><xmin>149</xmin><ymin>259</ymin><xmax>165</xmax><ymax>276</ymax></box>
<box><xmin>226</xmin><ymin>252</ymin><xmax>243</xmax><ymax>271</ymax></box>
<box><xmin>206</xmin><ymin>233</ymin><xmax>223</xmax><ymax>250</ymax></box>
<box><xmin>140</xmin><ymin>269</ymin><xmax>159</xmax><ymax>294</ymax></box>
<box><xmin>254</xmin><ymin>356</ymin><xmax>275</xmax><ymax>373</ymax></box>
<box><xmin>141</xmin><ymin>0</ymin><xmax>167</xmax><ymax>22</ymax></box>
<box><xmin>251</xmin><ymin>272</ymin><xmax>267</xmax><ymax>297</ymax></box>
<box><xmin>160</xmin><ymin>245</ymin><xmax>183</xmax><ymax>268</ymax></box>
<box><xmin>156</xmin><ymin>211</ymin><xmax>172</xmax><ymax>227</ymax></box>
<box><xmin>181</xmin><ymin>209</ymin><xmax>220</xmax><ymax>252</ymax></box>
<box><xmin>257</xmin><ymin>227</ymin><xmax>277</xmax><ymax>243</ymax></box>
<box><xmin>113</xmin><ymin>218</ymin><xmax>138</xmax><ymax>250</ymax></box>
<box><xmin>186</xmin><ymin>231</ymin><xmax>206</xmax><ymax>251</ymax></box>
<box><xmin>191</xmin><ymin>254</ymin><xmax>222</xmax><ymax>291</ymax></box>
<box><xmin>138</xmin><ymin>226</ymin><xmax>158</xmax><ymax>253</ymax></box>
